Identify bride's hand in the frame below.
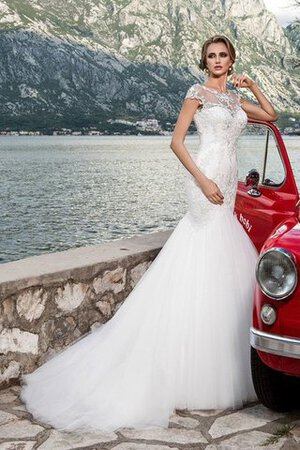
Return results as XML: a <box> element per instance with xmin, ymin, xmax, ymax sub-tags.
<box><xmin>228</xmin><ymin>73</ymin><xmax>255</xmax><ymax>89</ymax></box>
<box><xmin>199</xmin><ymin>178</ymin><xmax>224</xmax><ymax>205</ymax></box>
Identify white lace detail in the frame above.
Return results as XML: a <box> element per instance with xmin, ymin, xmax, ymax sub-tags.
<box><xmin>184</xmin><ymin>83</ymin><xmax>248</xmax><ymax>228</ymax></box>
<box><xmin>185</xmin><ymin>83</ymin><xmax>242</xmax><ymax>115</ymax></box>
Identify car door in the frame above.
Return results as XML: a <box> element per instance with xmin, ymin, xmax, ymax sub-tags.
<box><xmin>234</xmin><ymin>119</ymin><xmax>299</xmax><ymax>252</ymax></box>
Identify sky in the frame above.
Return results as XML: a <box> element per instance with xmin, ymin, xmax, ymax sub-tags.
<box><xmin>264</xmin><ymin>0</ymin><xmax>299</xmax><ymax>27</ymax></box>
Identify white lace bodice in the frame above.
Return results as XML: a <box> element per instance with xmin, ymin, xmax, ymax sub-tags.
<box><xmin>183</xmin><ymin>83</ymin><xmax>248</xmax><ymax>227</ymax></box>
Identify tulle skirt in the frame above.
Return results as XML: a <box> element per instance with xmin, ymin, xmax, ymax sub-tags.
<box><xmin>21</xmin><ymin>205</ymin><xmax>258</xmax><ymax>432</ymax></box>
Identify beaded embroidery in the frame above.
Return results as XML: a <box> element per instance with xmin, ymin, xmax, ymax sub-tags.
<box><xmin>183</xmin><ymin>83</ymin><xmax>248</xmax><ymax>228</ymax></box>
<box><xmin>185</xmin><ymin>83</ymin><xmax>242</xmax><ymax>115</ymax></box>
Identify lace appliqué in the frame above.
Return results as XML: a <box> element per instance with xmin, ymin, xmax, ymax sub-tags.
<box><xmin>185</xmin><ymin>85</ymin><xmax>205</xmax><ymax>101</ymax></box>
<box><xmin>183</xmin><ymin>83</ymin><xmax>247</xmax><ymax>228</ymax></box>
<box><xmin>185</xmin><ymin>83</ymin><xmax>242</xmax><ymax>116</ymax></box>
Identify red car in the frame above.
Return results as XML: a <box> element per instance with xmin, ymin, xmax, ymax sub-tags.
<box><xmin>235</xmin><ymin>119</ymin><xmax>300</xmax><ymax>411</ymax></box>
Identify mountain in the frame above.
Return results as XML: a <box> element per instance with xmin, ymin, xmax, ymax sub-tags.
<box><xmin>0</xmin><ymin>0</ymin><xmax>299</xmax><ymax>131</ymax></box>
<box><xmin>285</xmin><ymin>21</ymin><xmax>300</xmax><ymax>55</ymax></box>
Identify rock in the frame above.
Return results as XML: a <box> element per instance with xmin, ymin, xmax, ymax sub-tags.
<box><xmin>206</xmin><ymin>430</ymin><xmax>286</xmax><ymax>449</ymax></box>
<box><xmin>77</xmin><ymin>309</ymin><xmax>102</xmax><ymax>334</ymax></box>
<box><xmin>93</xmin><ymin>267</ymin><xmax>126</xmax><ymax>295</ymax></box>
<box><xmin>112</xmin><ymin>444</ymin><xmax>178</xmax><ymax>450</ymax></box>
<box><xmin>0</xmin><ymin>389</ymin><xmax>17</xmax><ymax>404</ymax></box>
<box><xmin>0</xmin><ymin>419</ymin><xmax>44</xmax><ymax>438</ymax></box>
<box><xmin>96</xmin><ymin>300</ymin><xmax>112</xmax><ymax>318</ymax></box>
<box><xmin>0</xmin><ymin>410</ymin><xmax>18</xmax><ymax>426</ymax></box>
<box><xmin>291</xmin><ymin>420</ymin><xmax>300</xmax><ymax>443</ymax></box>
<box><xmin>12</xmin><ymin>405</ymin><xmax>27</xmax><ymax>412</ymax></box>
<box><xmin>0</xmin><ymin>0</ymin><xmax>298</xmax><ymax>132</ymax></box>
<box><xmin>39</xmin><ymin>319</ymin><xmax>56</xmax><ymax>353</ymax></box>
<box><xmin>208</xmin><ymin>404</ymin><xmax>284</xmax><ymax>439</ymax></box>
<box><xmin>2</xmin><ymin>298</ymin><xmax>15</xmax><ymax>323</ymax></box>
<box><xmin>38</xmin><ymin>346</ymin><xmax>57</xmax><ymax>365</ymax></box>
<box><xmin>10</xmin><ymin>386</ymin><xmax>21</xmax><ymax>395</ymax></box>
<box><xmin>0</xmin><ymin>362</ymin><xmax>21</xmax><ymax>384</ymax></box>
<box><xmin>16</xmin><ymin>289</ymin><xmax>47</xmax><ymax>322</ymax></box>
<box><xmin>53</xmin><ymin>317</ymin><xmax>76</xmax><ymax>339</ymax></box>
<box><xmin>120</xmin><ymin>427</ymin><xmax>207</xmax><ymax>444</ymax></box>
<box><xmin>130</xmin><ymin>261</ymin><xmax>151</xmax><ymax>288</ymax></box>
<box><xmin>169</xmin><ymin>413</ymin><xmax>199</xmax><ymax>429</ymax></box>
<box><xmin>0</xmin><ymin>329</ymin><xmax>38</xmax><ymax>355</ymax></box>
<box><xmin>40</xmin><ymin>317</ymin><xmax>81</xmax><ymax>352</ymax></box>
<box><xmin>55</xmin><ymin>282</ymin><xmax>88</xmax><ymax>312</ymax></box>
<box><xmin>38</xmin><ymin>429</ymin><xmax>117</xmax><ymax>449</ymax></box>
<box><xmin>0</xmin><ymin>442</ymin><xmax>36</xmax><ymax>450</ymax></box>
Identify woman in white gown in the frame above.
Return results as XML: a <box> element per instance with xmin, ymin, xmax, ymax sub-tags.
<box><xmin>20</xmin><ymin>35</ymin><xmax>279</xmax><ymax>432</ymax></box>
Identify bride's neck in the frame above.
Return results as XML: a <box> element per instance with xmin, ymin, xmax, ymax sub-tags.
<box><xmin>206</xmin><ymin>75</ymin><xmax>227</xmax><ymax>92</ymax></box>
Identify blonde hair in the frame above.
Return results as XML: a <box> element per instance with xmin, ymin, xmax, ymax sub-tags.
<box><xmin>199</xmin><ymin>35</ymin><xmax>236</xmax><ymax>75</ymax></box>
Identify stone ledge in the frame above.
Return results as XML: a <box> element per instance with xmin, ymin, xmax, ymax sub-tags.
<box><xmin>0</xmin><ymin>230</ymin><xmax>172</xmax><ymax>387</ymax></box>
<box><xmin>0</xmin><ymin>231</ymin><xmax>171</xmax><ymax>297</ymax></box>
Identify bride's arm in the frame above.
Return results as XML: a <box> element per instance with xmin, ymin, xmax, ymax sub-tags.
<box><xmin>170</xmin><ymin>99</ymin><xmax>207</xmax><ymax>186</ymax></box>
<box><xmin>170</xmin><ymin>99</ymin><xmax>224</xmax><ymax>205</ymax></box>
<box><xmin>230</xmin><ymin>74</ymin><xmax>278</xmax><ymax>122</ymax></box>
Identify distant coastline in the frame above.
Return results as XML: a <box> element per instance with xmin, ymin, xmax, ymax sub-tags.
<box><xmin>1</xmin><ymin>127</ymin><xmax>299</xmax><ymax>138</ymax></box>
<box><xmin>1</xmin><ymin>112</ymin><xmax>300</xmax><ymax>137</ymax></box>
<box><xmin>0</xmin><ymin>118</ymin><xmax>176</xmax><ymax>137</ymax></box>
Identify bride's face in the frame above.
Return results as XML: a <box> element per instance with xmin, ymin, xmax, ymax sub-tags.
<box><xmin>205</xmin><ymin>42</ymin><xmax>233</xmax><ymax>77</ymax></box>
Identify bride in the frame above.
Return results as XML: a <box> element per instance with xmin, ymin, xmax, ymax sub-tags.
<box><xmin>20</xmin><ymin>34</ymin><xmax>278</xmax><ymax>432</ymax></box>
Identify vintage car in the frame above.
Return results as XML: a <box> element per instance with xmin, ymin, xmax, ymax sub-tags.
<box><xmin>235</xmin><ymin>119</ymin><xmax>300</xmax><ymax>411</ymax></box>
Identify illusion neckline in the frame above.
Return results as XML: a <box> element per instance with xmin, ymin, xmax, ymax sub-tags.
<box><xmin>202</xmin><ymin>84</ymin><xmax>229</xmax><ymax>95</ymax></box>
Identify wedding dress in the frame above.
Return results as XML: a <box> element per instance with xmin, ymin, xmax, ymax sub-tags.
<box><xmin>20</xmin><ymin>83</ymin><xmax>259</xmax><ymax>432</ymax></box>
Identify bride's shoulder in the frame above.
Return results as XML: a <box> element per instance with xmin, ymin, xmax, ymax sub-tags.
<box><xmin>184</xmin><ymin>83</ymin><xmax>206</xmax><ymax>101</ymax></box>
<box><xmin>186</xmin><ymin>82</ymin><xmax>205</xmax><ymax>92</ymax></box>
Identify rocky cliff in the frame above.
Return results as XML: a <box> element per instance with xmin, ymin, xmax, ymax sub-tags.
<box><xmin>0</xmin><ymin>0</ymin><xmax>299</xmax><ymax>130</ymax></box>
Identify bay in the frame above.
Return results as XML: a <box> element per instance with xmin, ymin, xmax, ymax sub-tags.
<box><xmin>0</xmin><ymin>134</ymin><xmax>299</xmax><ymax>264</ymax></box>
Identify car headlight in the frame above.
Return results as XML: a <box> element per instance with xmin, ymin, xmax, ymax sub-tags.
<box><xmin>256</xmin><ymin>248</ymin><xmax>297</xmax><ymax>300</ymax></box>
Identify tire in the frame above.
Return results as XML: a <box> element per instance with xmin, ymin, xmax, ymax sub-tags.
<box><xmin>251</xmin><ymin>346</ymin><xmax>297</xmax><ymax>412</ymax></box>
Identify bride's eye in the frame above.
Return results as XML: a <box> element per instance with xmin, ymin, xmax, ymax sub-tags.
<box><xmin>207</xmin><ymin>52</ymin><xmax>228</xmax><ymax>58</ymax></box>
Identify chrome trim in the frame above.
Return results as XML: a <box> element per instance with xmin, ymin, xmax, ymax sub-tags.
<box><xmin>245</xmin><ymin>168</ymin><xmax>262</xmax><ymax>197</ymax></box>
<box><xmin>250</xmin><ymin>327</ymin><xmax>300</xmax><ymax>359</ymax></box>
<box><xmin>255</xmin><ymin>247</ymin><xmax>298</xmax><ymax>300</ymax></box>
<box><xmin>261</xmin><ymin>126</ymin><xmax>287</xmax><ymax>189</ymax></box>
<box><xmin>260</xmin><ymin>303</ymin><xmax>277</xmax><ymax>325</ymax></box>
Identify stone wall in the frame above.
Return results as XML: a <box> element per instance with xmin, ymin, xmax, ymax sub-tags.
<box><xmin>0</xmin><ymin>231</ymin><xmax>171</xmax><ymax>389</ymax></box>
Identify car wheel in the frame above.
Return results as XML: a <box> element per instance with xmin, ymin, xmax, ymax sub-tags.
<box><xmin>251</xmin><ymin>346</ymin><xmax>297</xmax><ymax>412</ymax></box>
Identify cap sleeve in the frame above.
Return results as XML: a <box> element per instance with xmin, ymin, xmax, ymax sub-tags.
<box><xmin>184</xmin><ymin>84</ymin><xmax>205</xmax><ymax>107</ymax></box>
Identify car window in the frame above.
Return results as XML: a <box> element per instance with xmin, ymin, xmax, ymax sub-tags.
<box><xmin>284</xmin><ymin>137</ymin><xmax>300</xmax><ymax>193</ymax></box>
<box><xmin>237</xmin><ymin>124</ymin><xmax>285</xmax><ymax>187</ymax></box>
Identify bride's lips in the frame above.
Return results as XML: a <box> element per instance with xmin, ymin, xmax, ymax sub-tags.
<box><xmin>214</xmin><ymin>66</ymin><xmax>222</xmax><ymax>69</ymax></box>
